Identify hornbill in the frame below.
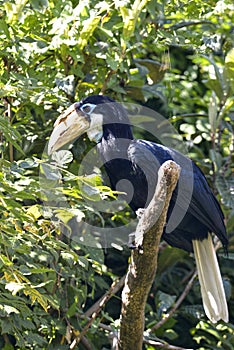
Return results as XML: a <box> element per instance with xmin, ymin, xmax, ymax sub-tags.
<box><xmin>48</xmin><ymin>95</ymin><xmax>228</xmax><ymax>323</ymax></box>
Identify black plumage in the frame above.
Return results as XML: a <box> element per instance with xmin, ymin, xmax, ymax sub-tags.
<box><xmin>48</xmin><ymin>94</ymin><xmax>229</xmax><ymax>323</ymax></box>
<box><xmin>80</xmin><ymin>95</ymin><xmax>228</xmax><ymax>253</ymax></box>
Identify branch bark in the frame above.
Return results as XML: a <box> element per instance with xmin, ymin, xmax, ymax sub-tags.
<box><xmin>119</xmin><ymin>160</ymin><xmax>181</xmax><ymax>350</ymax></box>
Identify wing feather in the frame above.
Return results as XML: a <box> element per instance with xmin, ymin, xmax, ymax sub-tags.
<box><xmin>128</xmin><ymin>139</ymin><xmax>227</xmax><ymax>247</ymax></box>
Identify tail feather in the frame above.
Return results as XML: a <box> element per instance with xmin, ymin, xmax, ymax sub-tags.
<box><xmin>192</xmin><ymin>234</ymin><xmax>228</xmax><ymax>323</ymax></box>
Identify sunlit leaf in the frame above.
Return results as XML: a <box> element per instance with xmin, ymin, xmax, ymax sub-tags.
<box><xmin>55</xmin><ymin>208</ymin><xmax>85</xmax><ymax>224</ymax></box>
<box><xmin>0</xmin><ymin>304</ymin><xmax>20</xmax><ymax>315</ymax></box>
<box><xmin>27</xmin><ymin>204</ymin><xmax>43</xmax><ymax>220</ymax></box>
<box><xmin>78</xmin><ymin>14</ymin><xmax>101</xmax><ymax>50</ymax></box>
<box><xmin>52</xmin><ymin>150</ymin><xmax>74</xmax><ymax>166</ymax></box>
<box><xmin>0</xmin><ymin>117</ymin><xmax>24</xmax><ymax>155</ymax></box>
<box><xmin>208</xmin><ymin>92</ymin><xmax>218</xmax><ymax>132</ymax></box>
<box><xmin>5</xmin><ymin>282</ymin><xmax>24</xmax><ymax>295</ymax></box>
<box><xmin>224</xmin><ymin>48</ymin><xmax>234</xmax><ymax>93</ymax></box>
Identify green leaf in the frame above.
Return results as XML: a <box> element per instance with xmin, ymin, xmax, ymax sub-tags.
<box><xmin>164</xmin><ymin>328</ymin><xmax>178</xmax><ymax>340</ymax></box>
<box><xmin>157</xmin><ymin>246</ymin><xmax>188</xmax><ymax>274</ymax></box>
<box><xmin>0</xmin><ymin>19</ymin><xmax>10</xmax><ymax>39</ymax></box>
<box><xmin>199</xmin><ymin>55</ymin><xmax>225</xmax><ymax>99</ymax></box>
<box><xmin>156</xmin><ymin>291</ymin><xmax>176</xmax><ymax>317</ymax></box>
<box><xmin>5</xmin><ymin>282</ymin><xmax>24</xmax><ymax>295</ymax></box>
<box><xmin>2</xmin><ymin>344</ymin><xmax>15</xmax><ymax>350</ymax></box>
<box><xmin>0</xmin><ymin>304</ymin><xmax>19</xmax><ymax>315</ymax></box>
<box><xmin>216</xmin><ymin>174</ymin><xmax>234</xmax><ymax>208</ymax></box>
<box><xmin>78</xmin><ymin>14</ymin><xmax>101</xmax><ymax>50</ymax></box>
<box><xmin>119</xmin><ymin>0</ymin><xmax>150</xmax><ymax>42</ymax></box>
<box><xmin>23</xmin><ymin>286</ymin><xmax>48</xmax><ymax>311</ymax></box>
<box><xmin>55</xmin><ymin>75</ymin><xmax>76</xmax><ymax>97</ymax></box>
<box><xmin>27</xmin><ymin>204</ymin><xmax>43</xmax><ymax>220</ymax></box>
<box><xmin>52</xmin><ymin>150</ymin><xmax>73</xmax><ymax>166</ymax></box>
<box><xmin>0</xmin><ymin>117</ymin><xmax>25</xmax><ymax>155</ymax></box>
<box><xmin>224</xmin><ymin>48</ymin><xmax>234</xmax><ymax>93</ymax></box>
<box><xmin>81</xmin><ymin>183</ymin><xmax>101</xmax><ymax>200</ymax></box>
<box><xmin>66</xmin><ymin>301</ymin><xmax>77</xmax><ymax>317</ymax></box>
<box><xmin>18</xmin><ymin>158</ymin><xmax>38</xmax><ymax>169</ymax></box>
<box><xmin>0</xmin><ymin>254</ymin><xmax>13</xmax><ymax>266</ymax></box>
<box><xmin>135</xmin><ymin>59</ymin><xmax>166</xmax><ymax>83</ymax></box>
<box><xmin>40</xmin><ymin>163</ymin><xmax>62</xmax><ymax>180</ymax></box>
<box><xmin>55</xmin><ymin>208</ymin><xmax>85</xmax><ymax>224</ymax></box>
<box><xmin>208</xmin><ymin>92</ymin><xmax>218</xmax><ymax>132</ymax></box>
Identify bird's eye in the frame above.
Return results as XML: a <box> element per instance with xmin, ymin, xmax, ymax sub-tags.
<box><xmin>80</xmin><ymin>103</ymin><xmax>96</xmax><ymax>115</ymax></box>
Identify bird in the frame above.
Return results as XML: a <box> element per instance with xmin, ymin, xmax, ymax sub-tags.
<box><xmin>48</xmin><ymin>94</ymin><xmax>229</xmax><ymax>323</ymax></box>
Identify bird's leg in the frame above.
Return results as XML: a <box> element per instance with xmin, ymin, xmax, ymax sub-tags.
<box><xmin>128</xmin><ymin>232</ymin><xmax>144</xmax><ymax>253</ymax></box>
<box><xmin>128</xmin><ymin>232</ymin><xmax>136</xmax><ymax>249</ymax></box>
<box><xmin>128</xmin><ymin>209</ymin><xmax>145</xmax><ymax>249</ymax></box>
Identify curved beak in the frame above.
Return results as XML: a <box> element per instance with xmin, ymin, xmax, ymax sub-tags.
<box><xmin>48</xmin><ymin>103</ymin><xmax>90</xmax><ymax>155</ymax></box>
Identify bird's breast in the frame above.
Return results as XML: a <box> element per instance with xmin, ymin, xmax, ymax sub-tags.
<box><xmin>102</xmin><ymin>158</ymin><xmax>150</xmax><ymax>211</ymax></box>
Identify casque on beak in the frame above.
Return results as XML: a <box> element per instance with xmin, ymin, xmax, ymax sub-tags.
<box><xmin>47</xmin><ymin>103</ymin><xmax>90</xmax><ymax>155</ymax></box>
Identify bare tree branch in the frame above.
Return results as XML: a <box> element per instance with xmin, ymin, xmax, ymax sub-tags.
<box><xmin>143</xmin><ymin>338</ymin><xmax>193</xmax><ymax>350</ymax></box>
<box><xmin>70</xmin><ymin>275</ymin><xmax>126</xmax><ymax>349</ymax></box>
<box><xmin>166</xmin><ymin>20</ymin><xmax>216</xmax><ymax>31</ymax></box>
<box><xmin>77</xmin><ymin>316</ymin><xmax>193</xmax><ymax>350</ymax></box>
<box><xmin>148</xmin><ymin>270</ymin><xmax>198</xmax><ymax>332</ymax></box>
<box><xmin>85</xmin><ymin>275</ymin><xmax>126</xmax><ymax>318</ymax></box>
<box><xmin>119</xmin><ymin>160</ymin><xmax>181</xmax><ymax>350</ymax></box>
<box><xmin>80</xmin><ymin>336</ymin><xmax>92</xmax><ymax>350</ymax></box>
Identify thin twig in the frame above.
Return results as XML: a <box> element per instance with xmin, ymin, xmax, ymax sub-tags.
<box><xmin>7</xmin><ymin>101</ymin><xmax>14</xmax><ymax>162</ymax></box>
<box><xmin>77</xmin><ymin>316</ymin><xmax>192</xmax><ymax>350</ymax></box>
<box><xmin>80</xmin><ymin>336</ymin><xmax>92</xmax><ymax>350</ymax></box>
<box><xmin>144</xmin><ymin>338</ymin><xmax>193</xmax><ymax>350</ymax></box>
<box><xmin>70</xmin><ymin>275</ymin><xmax>126</xmax><ymax>349</ymax></box>
<box><xmin>167</xmin><ymin>20</ymin><xmax>216</xmax><ymax>31</ymax></box>
<box><xmin>169</xmin><ymin>113</ymin><xmax>208</xmax><ymax>122</ymax></box>
<box><xmin>148</xmin><ymin>270</ymin><xmax>198</xmax><ymax>332</ymax></box>
<box><xmin>100</xmin><ymin>69</ymin><xmax>117</xmax><ymax>94</ymax></box>
<box><xmin>85</xmin><ymin>274</ymin><xmax>126</xmax><ymax>318</ymax></box>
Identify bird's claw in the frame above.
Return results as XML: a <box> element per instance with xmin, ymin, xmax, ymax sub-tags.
<box><xmin>136</xmin><ymin>208</ymin><xmax>145</xmax><ymax>219</ymax></box>
<box><xmin>128</xmin><ymin>232</ymin><xmax>144</xmax><ymax>253</ymax></box>
<box><xmin>128</xmin><ymin>232</ymin><xmax>136</xmax><ymax>249</ymax></box>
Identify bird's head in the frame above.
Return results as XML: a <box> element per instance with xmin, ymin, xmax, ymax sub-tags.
<box><xmin>48</xmin><ymin>95</ymin><xmax>132</xmax><ymax>155</ymax></box>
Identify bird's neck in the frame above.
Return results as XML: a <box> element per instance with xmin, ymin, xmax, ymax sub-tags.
<box><xmin>97</xmin><ymin>124</ymin><xmax>133</xmax><ymax>162</ymax></box>
<box><xmin>102</xmin><ymin>123</ymin><xmax>133</xmax><ymax>141</ymax></box>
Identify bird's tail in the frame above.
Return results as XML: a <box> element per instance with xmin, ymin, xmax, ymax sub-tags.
<box><xmin>192</xmin><ymin>234</ymin><xmax>228</xmax><ymax>323</ymax></box>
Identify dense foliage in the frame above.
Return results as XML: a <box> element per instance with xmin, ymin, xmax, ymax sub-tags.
<box><xmin>0</xmin><ymin>0</ymin><xmax>234</xmax><ymax>349</ymax></box>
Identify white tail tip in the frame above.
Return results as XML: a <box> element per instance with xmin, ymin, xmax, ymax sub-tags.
<box><xmin>193</xmin><ymin>234</ymin><xmax>228</xmax><ymax>323</ymax></box>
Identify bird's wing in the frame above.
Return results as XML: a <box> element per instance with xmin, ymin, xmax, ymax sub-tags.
<box><xmin>127</xmin><ymin>140</ymin><xmax>227</xmax><ymax>245</ymax></box>
<box><xmin>185</xmin><ymin>162</ymin><xmax>227</xmax><ymax>244</ymax></box>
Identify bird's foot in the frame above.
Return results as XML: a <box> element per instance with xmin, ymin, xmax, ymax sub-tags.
<box><xmin>136</xmin><ymin>208</ymin><xmax>145</xmax><ymax>219</ymax></box>
<box><xmin>128</xmin><ymin>232</ymin><xmax>144</xmax><ymax>253</ymax></box>
<box><xmin>128</xmin><ymin>232</ymin><xmax>136</xmax><ymax>249</ymax></box>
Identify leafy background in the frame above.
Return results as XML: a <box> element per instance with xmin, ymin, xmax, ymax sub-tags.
<box><xmin>0</xmin><ymin>0</ymin><xmax>234</xmax><ymax>349</ymax></box>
